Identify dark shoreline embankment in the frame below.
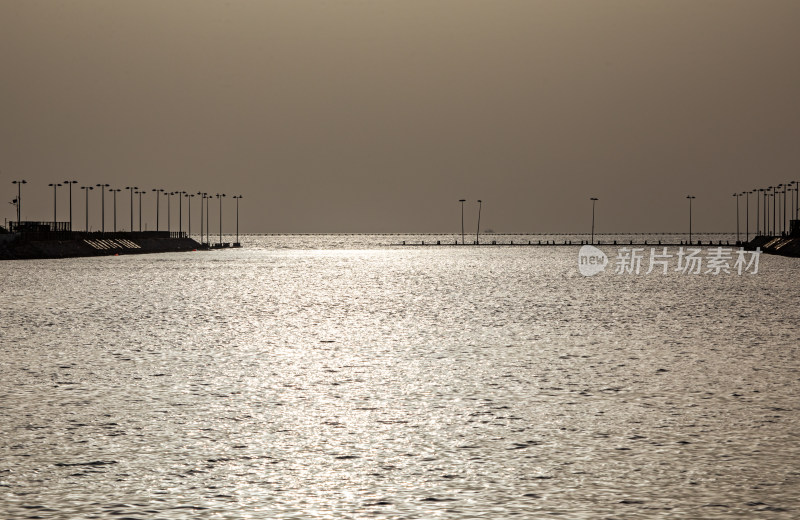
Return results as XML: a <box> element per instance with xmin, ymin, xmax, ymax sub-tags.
<box><xmin>744</xmin><ymin>235</ymin><xmax>800</xmax><ymax>258</ymax></box>
<box><xmin>0</xmin><ymin>233</ymin><xmax>203</xmax><ymax>260</ymax></box>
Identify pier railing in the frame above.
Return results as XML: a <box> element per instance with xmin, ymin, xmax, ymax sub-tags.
<box><xmin>8</xmin><ymin>223</ymin><xmax>188</xmax><ymax>242</ymax></box>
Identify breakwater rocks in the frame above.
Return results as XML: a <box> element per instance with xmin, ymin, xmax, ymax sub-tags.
<box><xmin>0</xmin><ymin>232</ymin><xmax>204</xmax><ymax>260</ymax></box>
<box><xmin>745</xmin><ymin>235</ymin><xmax>800</xmax><ymax>258</ymax></box>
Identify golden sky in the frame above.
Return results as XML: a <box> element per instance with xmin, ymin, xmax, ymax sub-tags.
<box><xmin>2</xmin><ymin>1</ymin><xmax>798</xmax><ymax>232</ymax></box>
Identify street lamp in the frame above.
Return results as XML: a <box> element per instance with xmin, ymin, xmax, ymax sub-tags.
<box><xmin>783</xmin><ymin>183</ymin><xmax>788</xmax><ymax>235</ymax></box>
<box><xmin>590</xmin><ymin>197</ymin><xmax>598</xmax><ymax>245</ymax></box>
<box><xmin>458</xmin><ymin>199</ymin><xmax>466</xmax><ymax>245</ymax></box>
<box><xmin>96</xmin><ymin>183</ymin><xmax>109</xmax><ymax>233</ymax></box>
<box><xmin>186</xmin><ymin>193</ymin><xmax>195</xmax><ymax>238</ymax></box>
<box><xmin>772</xmin><ymin>186</ymin><xmax>777</xmax><ymax>236</ymax></box>
<box><xmin>64</xmin><ymin>180</ymin><xmax>78</xmax><ymax>231</ymax></box>
<box><xmin>81</xmin><ymin>186</ymin><xmax>93</xmax><ymax>231</ymax></box>
<box><xmin>756</xmin><ymin>188</ymin><xmax>763</xmax><ymax>236</ymax></box>
<box><xmin>232</xmin><ymin>195</ymin><xmax>242</xmax><ymax>245</ymax></box>
<box><xmin>745</xmin><ymin>191</ymin><xmax>751</xmax><ymax>242</ymax></box>
<box><xmin>686</xmin><ymin>195</ymin><xmax>696</xmax><ymax>244</ymax></box>
<box><xmin>216</xmin><ymin>193</ymin><xmax>226</xmax><ymax>244</ymax></box>
<box><xmin>178</xmin><ymin>191</ymin><xmax>185</xmax><ymax>235</ymax></box>
<box><xmin>476</xmin><ymin>199</ymin><xmax>482</xmax><ymax>245</ymax></box>
<box><xmin>166</xmin><ymin>191</ymin><xmax>173</xmax><ymax>234</ymax></box>
<box><xmin>135</xmin><ymin>190</ymin><xmax>145</xmax><ymax>231</ymax></box>
<box><xmin>11</xmin><ymin>180</ymin><xmax>26</xmax><ymax>225</ymax></box>
<box><xmin>197</xmin><ymin>192</ymin><xmax>207</xmax><ymax>244</ymax></box>
<box><xmin>125</xmin><ymin>186</ymin><xmax>137</xmax><ymax>231</ymax></box>
<box><xmin>110</xmin><ymin>188</ymin><xmax>121</xmax><ymax>232</ymax></box>
<box><xmin>152</xmin><ymin>189</ymin><xmax>164</xmax><ymax>232</ymax></box>
<box><xmin>732</xmin><ymin>193</ymin><xmax>740</xmax><ymax>243</ymax></box>
<box><xmin>48</xmin><ymin>183</ymin><xmax>62</xmax><ymax>227</ymax></box>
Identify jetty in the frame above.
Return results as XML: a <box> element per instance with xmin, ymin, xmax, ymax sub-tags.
<box><xmin>0</xmin><ymin>221</ymin><xmax>206</xmax><ymax>260</ymax></box>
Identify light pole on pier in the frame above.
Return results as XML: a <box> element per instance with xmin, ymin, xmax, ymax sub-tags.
<box><xmin>152</xmin><ymin>189</ymin><xmax>164</xmax><ymax>232</ymax></box>
<box><xmin>125</xmin><ymin>187</ymin><xmax>137</xmax><ymax>231</ymax></box>
<box><xmin>783</xmin><ymin>184</ymin><xmax>788</xmax><ymax>235</ymax></box>
<box><xmin>11</xmin><ymin>180</ymin><xmax>26</xmax><ymax>225</ymax></box>
<box><xmin>178</xmin><ymin>191</ymin><xmax>185</xmax><ymax>235</ymax></box>
<box><xmin>745</xmin><ymin>191</ymin><xmax>750</xmax><ymax>242</ymax></box>
<box><xmin>110</xmin><ymin>188</ymin><xmax>121</xmax><ymax>232</ymax></box>
<box><xmin>232</xmin><ymin>195</ymin><xmax>242</xmax><ymax>244</ymax></box>
<box><xmin>135</xmin><ymin>190</ymin><xmax>144</xmax><ymax>231</ymax></box>
<box><xmin>476</xmin><ymin>199</ymin><xmax>482</xmax><ymax>245</ymax></box>
<box><xmin>166</xmin><ymin>192</ymin><xmax>173</xmax><ymax>234</ymax></box>
<box><xmin>686</xmin><ymin>195</ymin><xmax>696</xmax><ymax>245</ymax></box>
<box><xmin>757</xmin><ymin>188</ymin><xmax>763</xmax><ymax>236</ymax></box>
<box><xmin>96</xmin><ymin>184</ymin><xmax>109</xmax><ymax>233</ymax></box>
<box><xmin>732</xmin><ymin>193</ymin><xmax>740</xmax><ymax>243</ymax></box>
<box><xmin>590</xmin><ymin>197</ymin><xmax>598</xmax><ymax>245</ymax></box>
<box><xmin>216</xmin><ymin>193</ymin><xmax>226</xmax><ymax>244</ymax></box>
<box><xmin>186</xmin><ymin>193</ymin><xmax>194</xmax><ymax>238</ymax></box>
<box><xmin>772</xmin><ymin>186</ymin><xmax>777</xmax><ymax>237</ymax></box>
<box><xmin>81</xmin><ymin>186</ymin><xmax>93</xmax><ymax>231</ymax></box>
<box><xmin>197</xmin><ymin>192</ymin><xmax>207</xmax><ymax>244</ymax></box>
<box><xmin>48</xmin><ymin>183</ymin><xmax>62</xmax><ymax>227</ymax></box>
<box><xmin>459</xmin><ymin>199</ymin><xmax>466</xmax><ymax>244</ymax></box>
<box><xmin>64</xmin><ymin>180</ymin><xmax>78</xmax><ymax>231</ymax></box>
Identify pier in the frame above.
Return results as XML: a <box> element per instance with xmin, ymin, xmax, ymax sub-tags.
<box><xmin>0</xmin><ymin>221</ymin><xmax>205</xmax><ymax>260</ymax></box>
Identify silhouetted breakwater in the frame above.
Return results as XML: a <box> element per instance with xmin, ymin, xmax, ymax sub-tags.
<box><xmin>744</xmin><ymin>235</ymin><xmax>800</xmax><ymax>258</ymax></box>
<box><xmin>0</xmin><ymin>230</ymin><xmax>205</xmax><ymax>260</ymax></box>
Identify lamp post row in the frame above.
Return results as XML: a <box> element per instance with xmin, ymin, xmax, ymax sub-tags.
<box><xmin>6</xmin><ymin>180</ymin><xmax>242</xmax><ymax>243</ymax></box>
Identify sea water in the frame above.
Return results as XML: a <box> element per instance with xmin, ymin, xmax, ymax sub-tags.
<box><xmin>1</xmin><ymin>234</ymin><xmax>798</xmax><ymax>519</ymax></box>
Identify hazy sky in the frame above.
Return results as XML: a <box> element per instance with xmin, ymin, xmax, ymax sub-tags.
<box><xmin>2</xmin><ymin>1</ymin><xmax>799</xmax><ymax>233</ymax></box>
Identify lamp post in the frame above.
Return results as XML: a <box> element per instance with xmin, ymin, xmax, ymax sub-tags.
<box><xmin>197</xmin><ymin>192</ymin><xmax>206</xmax><ymax>244</ymax></box>
<box><xmin>732</xmin><ymin>193</ymin><xmax>740</xmax><ymax>243</ymax></box>
<box><xmin>48</xmin><ymin>183</ymin><xmax>62</xmax><ymax>227</ymax></box>
<box><xmin>686</xmin><ymin>195</ymin><xmax>695</xmax><ymax>245</ymax></box>
<box><xmin>232</xmin><ymin>195</ymin><xmax>242</xmax><ymax>244</ymax></box>
<box><xmin>186</xmin><ymin>193</ymin><xmax>194</xmax><ymax>238</ymax></box>
<box><xmin>590</xmin><ymin>197</ymin><xmax>598</xmax><ymax>245</ymax></box>
<box><xmin>764</xmin><ymin>188</ymin><xmax>770</xmax><ymax>235</ymax></box>
<box><xmin>216</xmin><ymin>193</ymin><xmax>226</xmax><ymax>244</ymax></box>
<box><xmin>783</xmin><ymin>183</ymin><xmax>788</xmax><ymax>235</ymax></box>
<box><xmin>152</xmin><ymin>189</ymin><xmax>164</xmax><ymax>232</ymax></box>
<box><xmin>476</xmin><ymin>199</ymin><xmax>482</xmax><ymax>245</ymax></box>
<box><xmin>11</xmin><ymin>180</ymin><xmax>26</xmax><ymax>225</ymax></box>
<box><xmin>178</xmin><ymin>191</ymin><xmax>185</xmax><ymax>235</ymax></box>
<box><xmin>135</xmin><ymin>190</ymin><xmax>144</xmax><ymax>231</ymax></box>
<box><xmin>458</xmin><ymin>199</ymin><xmax>466</xmax><ymax>244</ymax></box>
<box><xmin>96</xmin><ymin>184</ymin><xmax>109</xmax><ymax>233</ymax></box>
<box><xmin>745</xmin><ymin>191</ymin><xmax>750</xmax><ymax>242</ymax></box>
<box><xmin>166</xmin><ymin>191</ymin><xmax>173</xmax><ymax>234</ymax></box>
<box><xmin>64</xmin><ymin>180</ymin><xmax>78</xmax><ymax>231</ymax></box>
<box><xmin>755</xmin><ymin>189</ymin><xmax>761</xmax><ymax>236</ymax></box>
<box><xmin>125</xmin><ymin>186</ymin><xmax>137</xmax><ymax>231</ymax></box>
<box><xmin>110</xmin><ymin>188</ymin><xmax>121</xmax><ymax>232</ymax></box>
<box><xmin>81</xmin><ymin>186</ymin><xmax>93</xmax><ymax>231</ymax></box>
<box><xmin>772</xmin><ymin>186</ymin><xmax>777</xmax><ymax>236</ymax></box>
